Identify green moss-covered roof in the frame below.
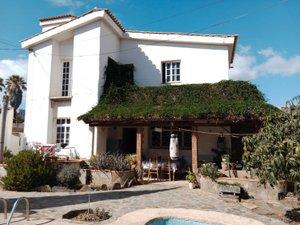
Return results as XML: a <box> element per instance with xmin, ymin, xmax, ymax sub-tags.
<box><xmin>79</xmin><ymin>80</ymin><xmax>277</xmax><ymax>125</ymax></box>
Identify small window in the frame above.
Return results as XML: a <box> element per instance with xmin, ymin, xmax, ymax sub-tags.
<box><xmin>162</xmin><ymin>61</ymin><xmax>181</xmax><ymax>83</ymax></box>
<box><xmin>62</xmin><ymin>61</ymin><xmax>71</xmax><ymax>96</ymax></box>
<box><xmin>56</xmin><ymin>118</ymin><xmax>71</xmax><ymax>145</ymax></box>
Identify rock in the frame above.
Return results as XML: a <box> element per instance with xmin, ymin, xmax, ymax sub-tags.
<box><xmin>37</xmin><ymin>185</ymin><xmax>52</xmax><ymax>192</ymax></box>
<box><xmin>80</xmin><ymin>184</ymin><xmax>92</xmax><ymax>192</ymax></box>
<box><xmin>51</xmin><ymin>186</ymin><xmax>69</xmax><ymax>192</ymax></box>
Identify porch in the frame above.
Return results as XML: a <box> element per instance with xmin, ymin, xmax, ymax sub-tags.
<box><xmin>91</xmin><ymin>122</ymin><xmax>234</xmax><ymax>173</ymax></box>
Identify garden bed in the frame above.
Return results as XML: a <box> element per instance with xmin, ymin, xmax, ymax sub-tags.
<box><xmin>80</xmin><ymin>169</ymin><xmax>135</xmax><ymax>190</ymax></box>
<box><xmin>63</xmin><ymin>208</ymin><xmax>111</xmax><ymax>222</ymax></box>
<box><xmin>199</xmin><ymin>176</ymin><xmax>286</xmax><ymax>201</ymax></box>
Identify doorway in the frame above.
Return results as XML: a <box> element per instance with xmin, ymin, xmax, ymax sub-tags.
<box><xmin>122</xmin><ymin>128</ymin><xmax>137</xmax><ymax>154</ymax></box>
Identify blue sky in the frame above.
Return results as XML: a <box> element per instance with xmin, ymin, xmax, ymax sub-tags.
<box><xmin>0</xmin><ymin>0</ymin><xmax>299</xmax><ymax>107</ymax></box>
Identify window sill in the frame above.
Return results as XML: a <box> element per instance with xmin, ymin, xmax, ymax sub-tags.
<box><xmin>50</xmin><ymin>96</ymin><xmax>72</xmax><ymax>102</ymax></box>
<box><xmin>162</xmin><ymin>81</ymin><xmax>181</xmax><ymax>85</ymax></box>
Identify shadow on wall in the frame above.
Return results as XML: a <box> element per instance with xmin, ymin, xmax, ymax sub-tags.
<box><xmin>119</xmin><ymin>40</ymin><xmax>227</xmax><ymax>87</ymax></box>
<box><xmin>119</xmin><ymin>40</ymin><xmax>162</xmax><ymax>87</ymax></box>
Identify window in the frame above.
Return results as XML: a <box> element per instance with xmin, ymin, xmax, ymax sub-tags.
<box><xmin>56</xmin><ymin>118</ymin><xmax>70</xmax><ymax>145</ymax></box>
<box><xmin>150</xmin><ymin>126</ymin><xmax>191</xmax><ymax>149</ymax></box>
<box><xmin>62</xmin><ymin>61</ymin><xmax>71</xmax><ymax>96</ymax></box>
<box><xmin>162</xmin><ymin>61</ymin><xmax>180</xmax><ymax>83</ymax></box>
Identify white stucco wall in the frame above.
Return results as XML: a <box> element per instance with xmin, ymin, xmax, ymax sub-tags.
<box><xmin>120</xmin><ymin>40</ymin><xmax>229</xmax><ymax>86</ymax></box>
<box><xmin>69</xmin><ymin>21</ymin><xmax>101</xmax><ymax>158</ymax></box>
<box><xmin>24</xmin><ymin>40</ymin><xmax>53</xmax><ymax>144</ymax></box>
<box><xmin>0</xmin><ymin>109</ymin><xmax>25</xmax><ymax>153</ymax></box>
<box><xmin>99</xmin><ymin>21</ymin><xmax>120</xmax><ymax>96</ymax></box>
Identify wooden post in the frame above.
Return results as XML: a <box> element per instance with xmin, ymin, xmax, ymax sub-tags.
<box><xmin>192</xmin><ymin>128</ymin><xmax>198</xmax><ymax>173</ymax></box>
<box><xmin>136</xmin><ymin>128</ymin><xmax>143</xmax><ymax>169</ymax></box>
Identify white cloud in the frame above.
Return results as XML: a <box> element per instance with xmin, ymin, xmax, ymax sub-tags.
<box><xmin>230</xmin><ymin>45</ymin><xmax>300</xmax><ymax>80</ymax></box>
<box><xmin>47</xmin><ymin>0</ymin><xmax>83</xmax><ymax>8</ymax></box>
<box><xmin>0</xmin><ymin>58</ymin><xmax>28</xmax><ymax>80</ymax></box>
<box><xmin>0</xmin><ymin>58</ymin><xmax>28</xmax><ymax>109</ymax></box>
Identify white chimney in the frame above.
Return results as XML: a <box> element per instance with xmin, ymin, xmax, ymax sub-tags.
<box><xmin>39</xmin><ymin>14</ymin><xmax>77</xmax><ymax>32</ymax></box>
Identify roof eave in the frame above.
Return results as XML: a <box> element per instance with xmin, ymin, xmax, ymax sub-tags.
<box><xmin>21</xmin><ymin>10</ymin><xmax>125</xmax><ymax>49</ymax></box>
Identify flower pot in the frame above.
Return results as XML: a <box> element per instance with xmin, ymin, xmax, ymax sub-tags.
<box><xmin>221</xmin><ymin>162</ymin><xmax>228</xmax><ymax>171</ymax></box>
<box><xmin>188</xmin><ymin>182</ymin><xmax>195</xmax><ymax>189</ymax></box>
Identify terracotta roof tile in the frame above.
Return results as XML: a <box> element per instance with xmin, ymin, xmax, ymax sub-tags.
<box><xmin>39</xmin><ymin>14</ymin><xmax>77</xmax><ymax>22</ymax></box>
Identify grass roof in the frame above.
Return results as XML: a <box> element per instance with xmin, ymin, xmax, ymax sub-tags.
<box><xmin>79</xmin><ymin>80</ymin><xmax>277</xmax><ymax>125</ymax></box>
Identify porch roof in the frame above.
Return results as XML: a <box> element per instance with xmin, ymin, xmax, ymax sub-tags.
<box><xmin>78</xmin><ymin>80</ymin><xmax>277</xmax><ymax>126</ymax></box>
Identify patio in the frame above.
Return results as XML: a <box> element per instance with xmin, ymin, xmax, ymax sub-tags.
<box><xmin>0</xmin><ymin>181</ymin><xmax>290</xmax><ymax>225</ymax></box>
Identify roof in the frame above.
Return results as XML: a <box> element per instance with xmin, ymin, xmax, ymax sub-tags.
<box><xmin>21</xmin><ymin>9</ymin><xmax>238</xmax><ymax>62</ymax></box>
<box><xmin>78</xmin><ymin>80</ymin><xmax>277</xmax><ymax>126</ymax></box>
<box><xmin>39</xmin><ymin>14</ymin><xmax>77</xmax><ymax>22</ymax></box>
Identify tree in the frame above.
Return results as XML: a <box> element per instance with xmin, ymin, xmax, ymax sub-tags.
<box><xmin>5</xmin><ymin>75</ymin><xmax>27</xmax><ymax>118</ymax></box>
<box><xmin>0</xmin><ymin>75</ymin><xmax>26</xmax><ymax>163</ymax></box>
<box><xmin>243</xmin><ymin>108</ymin><xmax>300</xmax><ymax>188</ymax></box>
<box><xmin>0</xmin><ymin>77</ymin><xmax>5</xmax><ymax>163</ymax></box>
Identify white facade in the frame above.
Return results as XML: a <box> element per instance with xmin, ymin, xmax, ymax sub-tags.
<box><xmin>21</xmin><ymin>9</ymin><xmax>237</xmax><ymax>159</ymax></box>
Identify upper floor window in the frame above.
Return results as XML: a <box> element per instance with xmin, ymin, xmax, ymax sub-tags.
<box><xmin>56</xmin><ymin>118</ymin><xmax>70</xmax><ymax>145</ymax></box>
<box><xmin>62</xmin><ymin>61</ymin><xmax>71</xmax><ymax>96</ymax></box>
<box><xmin>162</xmin><ymin>61</ymin><xmax>181</xmax><ymax>83</ymax></box>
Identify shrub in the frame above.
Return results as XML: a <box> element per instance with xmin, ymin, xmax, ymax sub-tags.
<box><xmin>2</xmin><ymin>150</ymin><xmax>56</xmax><ymax>191</ymax></box>
<box><xmin>199</xmin><ymin>163</ymin><xmax>220</xmax><ymax>181</ymax></box>
<box><xmin>186</xmin><ymin>170</ymin><xmax>197</xmax><ymax>183</ymax></box>
<box><xmin>3</xmin><ymin>148</ymin><xmax>13</xmax><ymax>163</ymax></box>
<box><xmin>57</xmin><ymin>164</ymin><xmax>81</xmax><ymax>189</ymax></box>
<box><xmin>90</xmin><ymin>153</ymin><xmax>131</xmax><ymax>171</ymax></box>
<box><xmin>243</xmin><ymin>109</ymin><xmax>300</xmax><ymax>187</ymax></box>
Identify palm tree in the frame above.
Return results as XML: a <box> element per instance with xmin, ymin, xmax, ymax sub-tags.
<box><xmin>0</xmin><ymin>75</ymin><xmax>26</xmax><ymax>163</ymax></box>
<box><xmin>5</xmin><ymin>75</ymin><xmax>27</xmax><ymax>118</ymax></box>
<box><xmin>0</xmin><ymin>77</ymin><xmax>5</xmax><ymax>163</ymax></box>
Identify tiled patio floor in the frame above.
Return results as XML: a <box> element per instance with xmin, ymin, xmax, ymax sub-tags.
<box><xmin>0</xmin><ymin>181</ymin><xmax>290</xmax><ymax>225</ymax></box>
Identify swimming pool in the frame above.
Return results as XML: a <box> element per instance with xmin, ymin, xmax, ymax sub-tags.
<box><xmin>147</xmin><ymin>218</ymin><xmax>211</xmax><ymax>225</ymax></box>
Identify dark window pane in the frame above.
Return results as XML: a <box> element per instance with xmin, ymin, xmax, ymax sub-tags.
<box><xmin>67</xmin><ymin>119</ymin><xmax>70</xmax><ymax>124</ymax></box>
<box><xmin>151</xmin><ymin>132</ymin><xmax>160</xmax><ymax>147</ymax></box>
<box><xmin>162</xmin><ymin>131</ymin><xmax>170</xmax><ymax>147</ymax></box>
<box><xmin>184</xmin><ymin>131</ymin><xmax>192</xmax><ymax>148</ymax></box>
<box><xmin>177</xmin><ymin>132</ymin><xmax>182</xmax><ymax>147</ymax></box>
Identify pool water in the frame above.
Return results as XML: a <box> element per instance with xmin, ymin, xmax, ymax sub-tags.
<box><xmin>147</xmin><ymin>218</ymin><xmax>211</xmax><ymax>225</ymax></box>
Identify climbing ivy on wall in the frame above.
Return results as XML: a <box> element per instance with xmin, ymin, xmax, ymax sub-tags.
<box><xmin>102</xmin><ymin>57</ymin><xmax>134</xmax><ymax>96</ymax></box>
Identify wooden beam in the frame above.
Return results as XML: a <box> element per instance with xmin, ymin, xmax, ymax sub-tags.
<box><xmin>136</xmin><ymin>128</ymin><xmax>143</xmax><ymax>169</ymax></box>
<box><xmin>192</xmin><ymin>128</ymin><xmax>198</xmax><ymax>173</ymax></box>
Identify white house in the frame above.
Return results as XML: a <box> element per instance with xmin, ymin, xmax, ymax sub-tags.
<box><xmin>21</xmin><ymin>8</ymin><xmax>238</xmax><ymax>165</ymax></box>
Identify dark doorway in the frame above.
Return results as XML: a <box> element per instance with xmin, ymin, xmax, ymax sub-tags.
<box><xmin>122</xmin><ymin>128</ymin><xmax>137</xmax><ymax>154</ymax></box>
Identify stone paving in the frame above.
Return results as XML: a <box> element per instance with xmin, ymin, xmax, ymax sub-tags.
<box><xmin>0</xmin><ymin>181</ymin><xmax>290</xmax><ymax>225</ymax></box>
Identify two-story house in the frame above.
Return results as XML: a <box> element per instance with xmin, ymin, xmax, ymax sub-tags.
<box><xmin>21</xmin><ymin>8</ymin><xmax>246</xmax><ymax>170</ymax></box>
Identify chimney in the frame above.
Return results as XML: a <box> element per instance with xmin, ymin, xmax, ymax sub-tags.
<box><xmin>39</xmin><ymin>14</ymin><xmax>77</xmax><ymax>32</ymax></box>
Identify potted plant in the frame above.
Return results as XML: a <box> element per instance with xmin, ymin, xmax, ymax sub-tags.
<box><xmin>88</xmin><ymin>153</ymin><xmax>135</xmax><ymax>190</ymax></box>
<box><xmin>221</xmin><ymin>154</ymin><xmax>230</xmax><ymax>171</ymax></box>
<box><xmin>186</xmin><ymin>170</ymin><xmax>197</xmax><ymax>189</ymax></box>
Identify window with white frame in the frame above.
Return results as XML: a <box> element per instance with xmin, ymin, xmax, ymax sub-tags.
<box><xmin>56</xmin><ymin>118</ymin><xmax>70</xmax><ymax>145</ymax></box>
<box><xmin>162</xmin><ymin>61</ymin><xmax>181</xmax><ymax>83</ymax></box>
<box><xmin>62</xmin><ymin>61</ymin><xmax>71</xmax><ymax>96</ymax></box>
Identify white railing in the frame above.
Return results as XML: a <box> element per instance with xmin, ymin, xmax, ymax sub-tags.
<box><xmin>0</xmin><ymin>197</ymin><xmax>7</xmax><ymax>220</ymax></box>
<box><xmin>6</xmin><ymin>197</ymin><xmax>29</xmax><ymax>225</ymax></box>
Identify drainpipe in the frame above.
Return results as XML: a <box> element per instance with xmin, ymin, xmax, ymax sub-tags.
<box><xmin>91</xmin><ymin>126</ymin><xmax>95</xmax><ymax>157</ymax></box>
<box><xmin>0</xmin><ymin>94</ymin><xmax>9</xmax><ymax>163</ymax></box>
